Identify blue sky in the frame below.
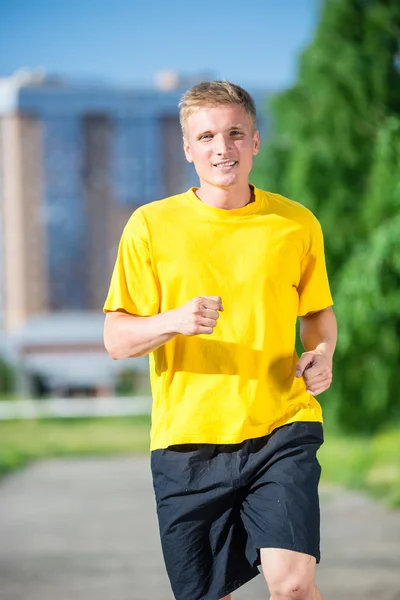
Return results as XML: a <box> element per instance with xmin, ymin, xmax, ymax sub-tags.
<box><xmin>0</xmin><ymin>0</ymin><xmax>320</xmax><ymax>90</ymax></box>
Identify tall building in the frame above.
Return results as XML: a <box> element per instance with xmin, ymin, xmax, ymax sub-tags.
<box><xmin>0</xmin><ymin>71</ymin><xmax>270</xmax><ymax>333</ymax></box>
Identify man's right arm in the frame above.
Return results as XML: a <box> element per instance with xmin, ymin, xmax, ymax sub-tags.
<box><xmin>104</xmin><ymin>296</ymin><xmax>223</xmax><ymax>360</ymax></box>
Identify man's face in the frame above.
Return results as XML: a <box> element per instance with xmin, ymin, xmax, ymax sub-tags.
<box><xmin>183</xmin><ymin>104</ymin><xmax>260</xmax><ymax>189</ymax></box>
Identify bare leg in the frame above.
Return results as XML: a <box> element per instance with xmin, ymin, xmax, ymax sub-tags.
<box><xmin>220</xmin><ymin>596</ymin><xmax>231</xmax><ymax>600</ymax></box>
<box><xmin>313</xmin><ymin>586</ymin><xmax>322</xmax><ymax>600</ymax></box>
<box><xmin>269</xmin><ymin>586</ymin><xmax>322</xmax><ymax>600</ymax></box>
<box><xmin>269</xmin><ymin>588</ymin><xmax>322</xmax><ymax>600</ymax></box>
<box><xmin>262</xmin><ymin>548</ymin><xmax>322</xmax><ymax>600</ymax></box>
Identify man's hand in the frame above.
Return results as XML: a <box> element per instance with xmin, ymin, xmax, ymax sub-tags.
<box><xmin>169</xmin><ymin>296</ymin><xmax>223</xmax><ymax>336</ymax></box>
<box><xmin>295</xmin><ymin>350</ymin><xmax>333</xmax><ymax>396</ymax></box>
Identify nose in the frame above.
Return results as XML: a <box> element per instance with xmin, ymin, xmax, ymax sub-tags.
<box><xmin>213</xmin><ymin>133</ymin><xmax>231</xmax><ymax>155</ymax></box>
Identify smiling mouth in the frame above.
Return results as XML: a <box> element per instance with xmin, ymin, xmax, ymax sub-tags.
<box><xmin>213</xmin><ymin>160</ymin><xmax>238</xmax><ymax>169</ymax></box>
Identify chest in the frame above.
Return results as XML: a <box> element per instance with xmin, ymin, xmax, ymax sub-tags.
<box><xmin>153</xmin><ymin>218</ymin><xmax>304</xmax><ymax>299</ymax></box>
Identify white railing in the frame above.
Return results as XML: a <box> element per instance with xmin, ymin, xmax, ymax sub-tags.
<box><xmin>0</xmin><ymin>397</ymin><xmax>152</xmax><ymax>420</ymax></box>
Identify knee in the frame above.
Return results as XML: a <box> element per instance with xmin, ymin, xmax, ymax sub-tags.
<box><xmin>269</xmin><ymin>576</ymin><xmax>313</xmax><ymax>600</ymax></box>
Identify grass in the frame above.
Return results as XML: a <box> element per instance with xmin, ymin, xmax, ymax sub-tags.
<box><xmin>319</xmin><ymin>428</ymin><xmax>400</xmax><ymax>508</ymax></box>
<box><xmin>0</xmin><ymin>417</ymin><xmax>399</xmax><ymax>508</ymax></box>
<box><xmin>0</xmin><ymin>416</ymin><xmax>151</xmax><ymax>475</ymax></box>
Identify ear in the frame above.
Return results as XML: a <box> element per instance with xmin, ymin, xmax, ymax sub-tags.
<box><xmin>252</xmin><ymin>130</ymin><xmax>260</xmax><ymax>156</ymax></box>
<box><xmin>183</xmin><ymin>137</ymin><xmax>193</xmax><ymax>163</ymax></box>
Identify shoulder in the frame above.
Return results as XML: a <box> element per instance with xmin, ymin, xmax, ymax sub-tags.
<box><xmin>260</xmin><ymin>189</ymin><xmax>319</xmax><ymax>227</ymax></box>
<box><xmin>124</xmin><ymin>192</ymin><xmax>188</xmax><ymax>238</ymax></box>
<box><xmin>256</xmin><ymin>189</ymin><xmax>324</xmax><ymax>255</ymax></box>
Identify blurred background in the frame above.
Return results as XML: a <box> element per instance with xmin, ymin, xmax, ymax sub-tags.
<box><xmin>0</xmin><ymin>0</ymin><xmax>400</xmax><ymax>507</ymax></box>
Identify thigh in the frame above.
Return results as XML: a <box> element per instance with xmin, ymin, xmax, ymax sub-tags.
<box><xmin>240</xmin><ymin>421</ymin><xmax>323</xmax><ymax>566</ymax></box>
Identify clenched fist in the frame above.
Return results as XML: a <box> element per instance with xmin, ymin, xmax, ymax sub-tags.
<box><xmin>296</xmin><ymin>351</ymin><xmax>333</xmax><ymax>396</ymax></box>
<box><xmin>171</xmin><ymin>296</ymin><xmax>223</xmax><ymax>336</ymax></box>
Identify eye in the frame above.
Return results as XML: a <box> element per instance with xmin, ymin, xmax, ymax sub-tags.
<box><xmin>230</xmin><ymin>130</ymin><xmax>243</xmax><ymax>136</ymax></box>
<box><xmin>199</xmin><ymin>134</ymin><xmax>213</xmax><ymax>141</ymax></box>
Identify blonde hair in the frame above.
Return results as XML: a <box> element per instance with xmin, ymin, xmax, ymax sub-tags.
<box><xmin>179</xmin><ymin>80</ymin><xmax>257</xmax><ymax>137</ymax></box>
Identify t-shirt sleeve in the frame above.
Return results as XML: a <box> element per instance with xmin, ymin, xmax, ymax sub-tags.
<box><xmin>297</xmin><ymin>215</ymin><xmax>333</xmax><ymax>316</ymax></box>
<box><xmin>103</xmin><ymin>211</ymin><xmax>160</xmax><ymax>316</ymax></box>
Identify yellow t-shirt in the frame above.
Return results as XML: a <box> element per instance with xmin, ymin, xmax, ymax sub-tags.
<box><xmin>104</xmin><ymin>187</ymin><xmax>333</xmax><ymax>450</ymax></box>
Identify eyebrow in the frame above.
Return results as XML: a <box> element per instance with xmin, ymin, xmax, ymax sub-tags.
<box><xmin>197</xmin><ymin>124</ymin><xmax>246</xmax><ymax>137</ymax></box>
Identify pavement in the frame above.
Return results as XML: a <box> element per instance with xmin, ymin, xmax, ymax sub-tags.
<box><xmin>0</xmin><ymin>457</ymin><xmax>399</xmax><ymax>600</ymax></box>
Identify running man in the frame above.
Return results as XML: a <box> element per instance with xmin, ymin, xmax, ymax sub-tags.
<box><xmin>104</xmin><ymin>80</ymin><xmax>337</xmax><ymax>600</ymax></box>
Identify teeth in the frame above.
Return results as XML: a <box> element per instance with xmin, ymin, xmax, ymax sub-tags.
<box><xmin>216</xmin><ymin>161</ymin><xmax>235</xmax><ymax>168</ymax></box>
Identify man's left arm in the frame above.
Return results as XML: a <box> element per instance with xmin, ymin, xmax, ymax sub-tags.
<box><xmin>296</xmin><ymin>306</ymin><xmax>337</xmax><ymax>396</ymax></box>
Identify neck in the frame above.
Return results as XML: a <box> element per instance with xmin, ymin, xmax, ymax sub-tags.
<box><xmin>196</xmin><ymin>181</ymin><xmax>253</xmax><ymax>210</ymax></box>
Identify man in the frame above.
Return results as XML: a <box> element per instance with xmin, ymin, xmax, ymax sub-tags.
<box><xmin>103</xmin><ymin>80</ymin><xmax>337</xmax><ymax>600</ymax></box>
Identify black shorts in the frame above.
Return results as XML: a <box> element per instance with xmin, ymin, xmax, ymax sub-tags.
<box><xmin>151</xmin><ymin>421</ymin><xmax>323</xmax><ymax>600</ymax></box>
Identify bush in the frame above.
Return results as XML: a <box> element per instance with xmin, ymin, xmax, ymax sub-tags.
<box><xmin>0</xmin><ymin>355</ymin><xmax>15</xmax><ymax>397</ymax></box>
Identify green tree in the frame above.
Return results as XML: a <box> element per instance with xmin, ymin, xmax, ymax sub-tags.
<box><xmin>333</xmin><ymin>116</ymin><xmax>400</xmax><ymax>431</ymax></box>
<box><xmin>252</xmin><ymin>0</ymin><xmax>400</xmax><ymax>432</ymax></box>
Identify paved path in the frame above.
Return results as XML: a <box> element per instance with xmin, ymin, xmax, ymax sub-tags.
<box><xmin>0</xmin><ymin>457</ymin><xmax>399</xmax><ymax>600</ymax></box>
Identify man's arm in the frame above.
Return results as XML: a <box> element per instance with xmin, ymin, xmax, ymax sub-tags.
<box><xmin>296</xmin><ymin>306</ymin><xmax>337</xmax><ymax>396</ymax></box>
<box><xmin>104</xmin><ymin>296</ymin><xmax>223</xmax><ymax>360</ymax></box>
